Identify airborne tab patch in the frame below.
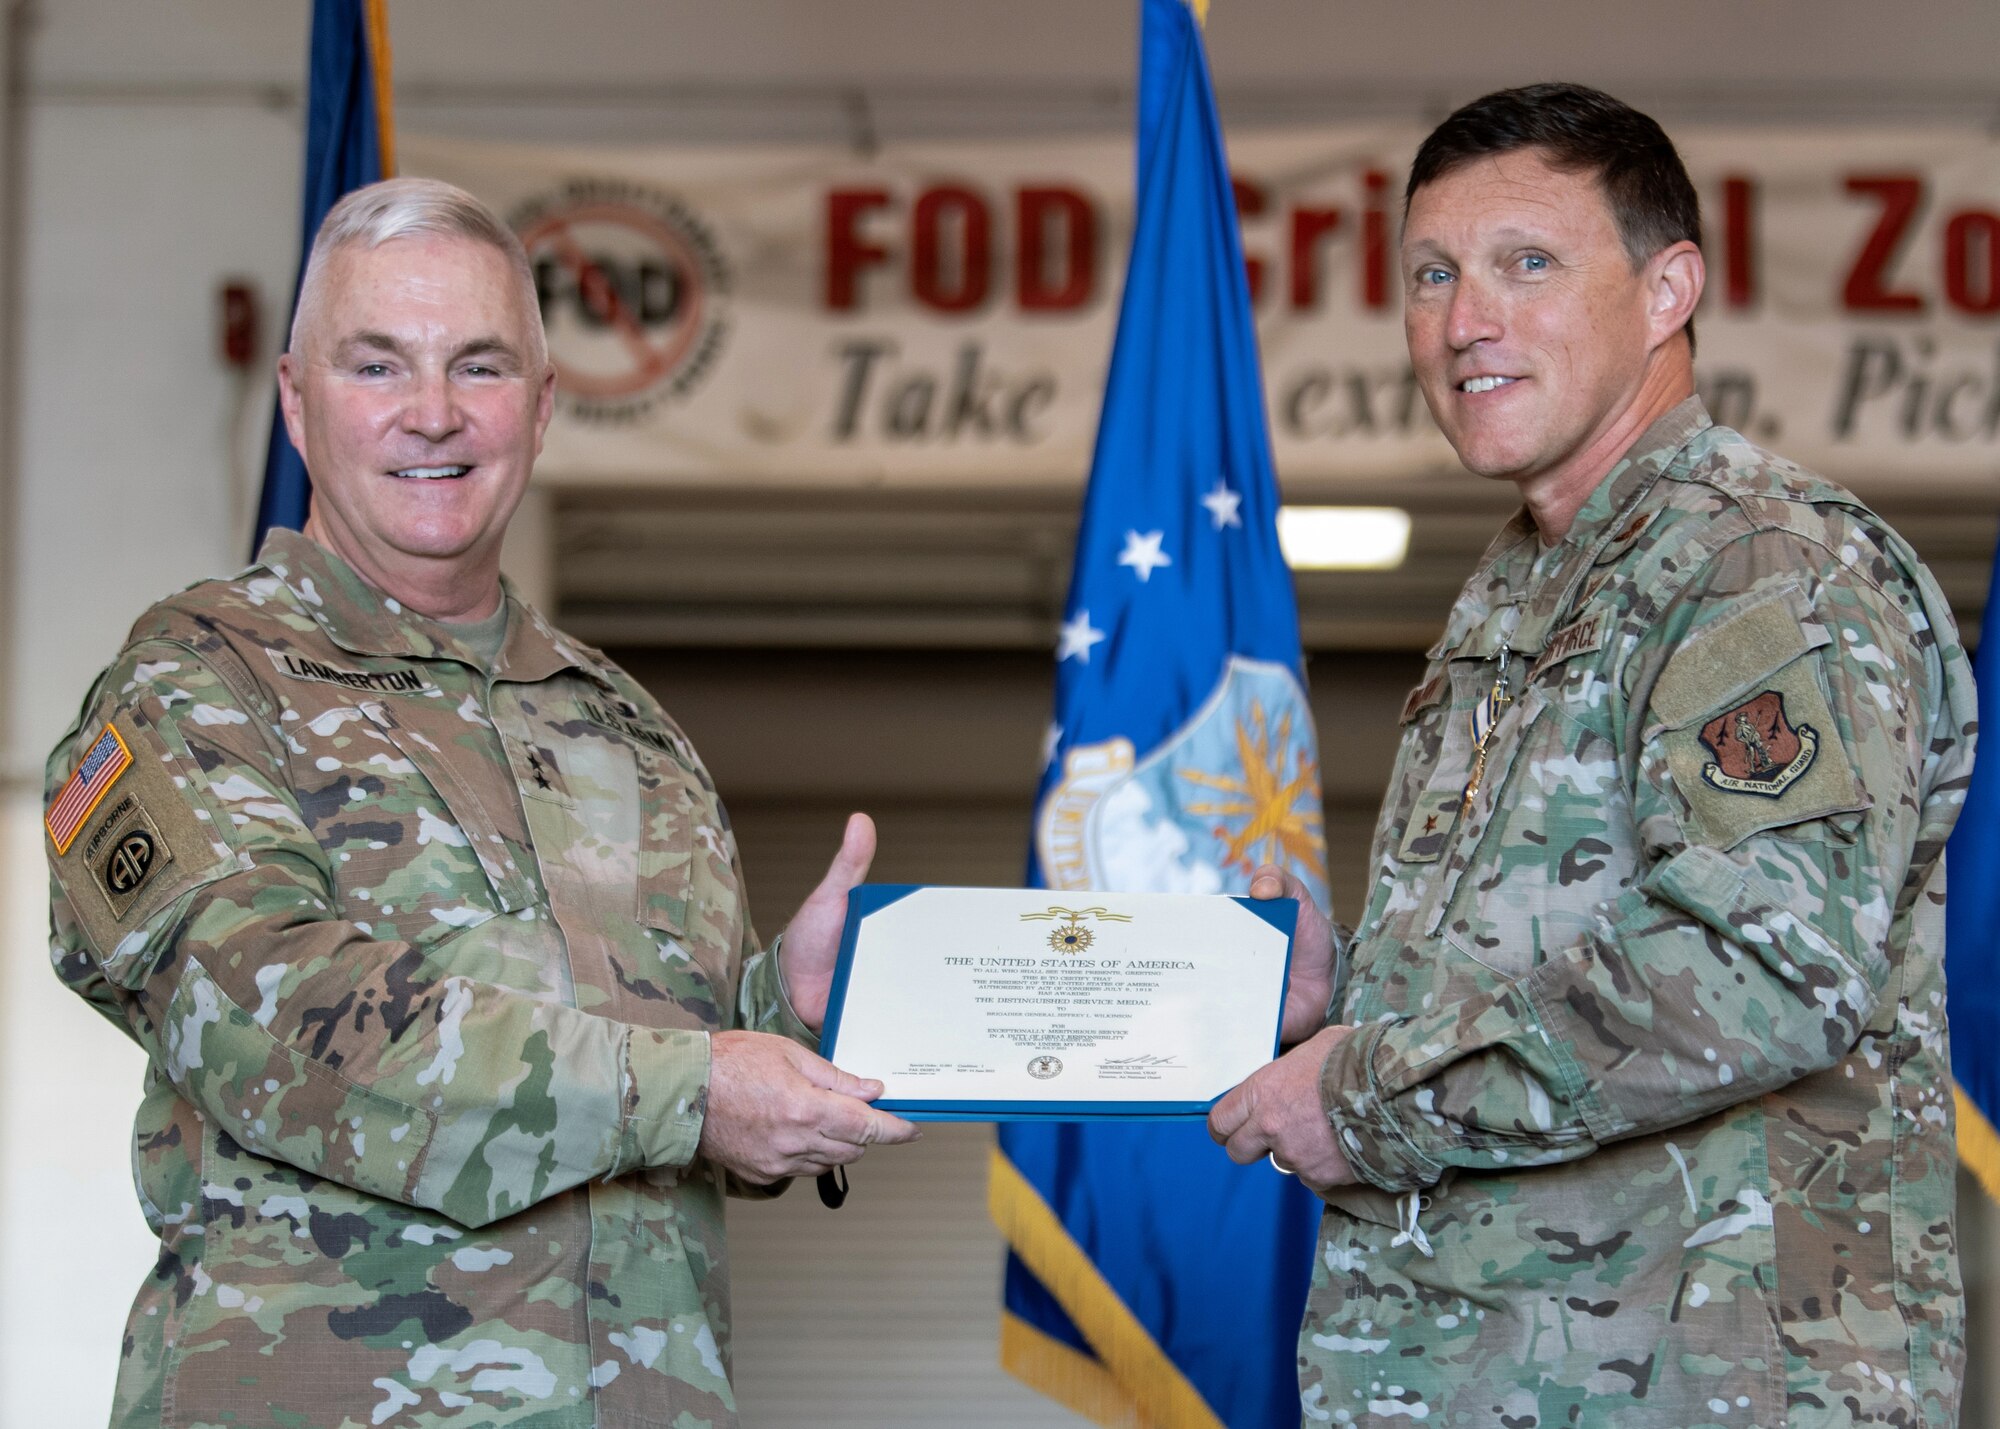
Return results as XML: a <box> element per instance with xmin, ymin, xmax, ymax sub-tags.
<box><xmin>266</xmin><ymin>649</ymin><xmax>435</xmax><ymax>695</ymax></box>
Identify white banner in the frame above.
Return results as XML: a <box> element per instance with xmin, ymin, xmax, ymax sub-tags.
<box><xmin>402</xmin><ymin>126</ymin><xmax>2000</xmax><ymax>494</ymax></box>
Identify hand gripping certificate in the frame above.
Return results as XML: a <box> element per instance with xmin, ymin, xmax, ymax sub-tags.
<box><xmin>818</xmin><ymin>885</ymin><xmax>1297</xmax><ymax>1120</ymax></box>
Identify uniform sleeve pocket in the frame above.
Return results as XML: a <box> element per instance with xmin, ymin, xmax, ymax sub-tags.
<box><xmin>1645</xmin><ymin>587</ymin><xmax>1869</xmax><ymax>852</ymax></box>
<box><xmin>48</xmin><ymin>708</ymin><xmax>235</xmax><ymax>976</ymax></box>
<box><xmin>635</xmin><ymin>747</ymin><xmax>695</xmax><ymax>938</ymax></box>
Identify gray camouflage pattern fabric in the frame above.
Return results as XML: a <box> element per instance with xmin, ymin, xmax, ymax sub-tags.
<box><xmin>1306</xmin><ymin>399</ymin><xmax>1972</xmax><ymax>1428</ymax></box>
<box><xmin>47</xmin><ymin>529</ymin><xmax>806</xmax><ymax>1428</ymax></box>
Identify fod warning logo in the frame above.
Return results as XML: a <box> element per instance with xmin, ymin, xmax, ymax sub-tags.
<box><xmin>512</xmin><ymin>178</ymin><xmax>730</xmax><ymax>425</ymax></box>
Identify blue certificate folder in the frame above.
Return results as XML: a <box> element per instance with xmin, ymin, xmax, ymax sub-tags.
<box><xmin>818</xmin><ymin>884</ymin><xmax>1299</xmax><ymax>1122</ymax></box>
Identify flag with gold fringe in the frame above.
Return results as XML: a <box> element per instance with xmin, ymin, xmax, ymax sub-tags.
<box><xmin>1948</xmin><ymin>537</ymin><xmax>2000</xmax><ymax>1200</ymax></box>
<box><xmin>989</xmin><ymin>1</ymin><xmax>1327</xmax><ymax>1423</ymax></box>
<box><xmin>254</xmin><ymin>0</ymin><xmax>396</xmax><ymax>550</ymax></box>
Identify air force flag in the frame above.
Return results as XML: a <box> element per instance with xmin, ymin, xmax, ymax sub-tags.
<box><xmin>989</xmin><ymin>1</ymin><xmax>1329</xmax><ymax>1424</ymax></box>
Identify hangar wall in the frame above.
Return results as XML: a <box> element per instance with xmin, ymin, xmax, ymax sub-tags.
<box><xmin>4</xmin><ymin>2</ymin><xmax>1999</xmax><ymax>1424</ymax></box>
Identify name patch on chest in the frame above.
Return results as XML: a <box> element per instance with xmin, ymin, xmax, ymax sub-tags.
<box><xmin>266</xmin><ymin>650</ymin><xmax>436</xmax><ymax>695</ymax></box>
<box><xmin>580</xmin><ymin>698</ymin><xmax>693</xmax><ymax>764</ymax></box>
<box><xmin>1527</xmin><ymin>614</ymin><xmax>1607</xmax><ymax>682</ymax></box>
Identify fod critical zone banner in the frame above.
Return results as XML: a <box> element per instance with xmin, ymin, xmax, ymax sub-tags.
<box><xmin>403</xmin><ymin>126</ymin><xmax>2000</xmax><ymax>494</ymax></box>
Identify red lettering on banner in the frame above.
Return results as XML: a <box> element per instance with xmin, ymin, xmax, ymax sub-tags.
<box><xmin>1722</xmin><ymin>176</ymin><xmax>1757</xmax><ymax>309</ymax></box>
<box><xmin>912</xmin><ymin>185</ymin><xmax>991</xmax><ymax>313</ymax></box>
<box><xmin>1361</xmin><ymin>169</ymin><xmax>1391</xmax><ymax>311</ymax></box>
<box><xmin>1944</xmin><ymin>210</ymin><xmax>2000</xmax><ymax>316</ymax></box>
<box><xmin>823</xmin><ymin>165</ymin><xmax>1415</xmax><ymax>317</ymax></box>
<box><xmin>1289</xmin><ymin>207</ymin><xmax>1343</xmax><ymax>309</ymax></box>
<box><xmin>1017</xmin><ymin>187</ymin><xmax>1096</xmax><ymax>311</ymax></box>
<box><xmin>1233</xmin><ymin>176</ymin><xmax>1267</xmax><ymax>306</ymax></box>
<box><xmin>1842</xmin><ymin>175</ymin><xmax>1927</xmax><ymax>313</ymax></box>
<box><xmin>826</xmin><ymin>188</ymin><xmax>892</xmax><ymax>310</ymax></box>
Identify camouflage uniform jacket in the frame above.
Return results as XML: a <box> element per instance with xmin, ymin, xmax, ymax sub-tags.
<box><xmin>46</xmin><ymin>529</ymin><xmax>808</xmax><ymax>1429</ymax></box>
<box><xmin>1304</xmin><ymin>399</ymin><xmax>1973</xmax><ymax>1428</ymax></box>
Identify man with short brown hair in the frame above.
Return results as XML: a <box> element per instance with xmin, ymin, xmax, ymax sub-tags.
<box><xmin>1213</xmin><ymin>84</ymin><xmax>1972</xmax><ymax>1426</ymax></box>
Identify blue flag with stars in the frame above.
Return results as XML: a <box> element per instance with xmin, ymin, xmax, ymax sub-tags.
<box><xmin>988</xmin><ymin>2</ymin><xmax>1327</xmax><ymax>1424</ymax></box>
<box><xmin>254</xmin><ymin>0</ymin><xmax>393</xmax><ymax>552</ymax></box>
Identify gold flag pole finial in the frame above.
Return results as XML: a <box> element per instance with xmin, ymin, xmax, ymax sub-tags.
<box><xmin>363</xmin><ymin>0</ymin><xmax>397</xmax><ymax>176</ymax></box>
<box><xmin>1189</xmin><ymin>0</ymin><xmax>1210</xmax><ymax>24</ymax></box>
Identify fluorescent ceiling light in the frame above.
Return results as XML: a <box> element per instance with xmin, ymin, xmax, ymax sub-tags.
<box><xmin>1277</xmin><ymin>506</ymin><xmax>1411</xmax><ymax>570</ymax></box>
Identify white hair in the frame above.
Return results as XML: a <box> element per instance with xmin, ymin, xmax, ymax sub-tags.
<box><xmin>288</xmin><ymin>176</ymin><xmax>546</xmax><ymax>361</ymax></box>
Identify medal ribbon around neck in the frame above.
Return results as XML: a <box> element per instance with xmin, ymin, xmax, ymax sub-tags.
<box><xmin>1462</xmin><ymin>643</ymin><xmax>1513</xmax><ymax>814</ymax></box>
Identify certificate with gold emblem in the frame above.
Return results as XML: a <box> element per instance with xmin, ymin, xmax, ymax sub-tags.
<box><xmin>818</xmin><ymin>885</ymin><xmax>1298</xmax><ymax>1120</ymax></box>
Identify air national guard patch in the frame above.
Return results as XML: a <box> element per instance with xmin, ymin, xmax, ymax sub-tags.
<box><xmin>46</xmin><ymin>724</ymin><xmax>132</xmax><ymax>853</ymax></box>
<box><xmin>1699</xmin><ymin>690</ymin><xmax>1818</xmax><ymax>797</ymax></box>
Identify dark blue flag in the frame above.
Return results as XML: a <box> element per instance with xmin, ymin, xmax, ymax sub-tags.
<box><xmin>253</xmin><ymin>0</ymin><xmax>394</xmax><ymax>552</ymax></box>
<box><xmin>1947</xmin><ymin>538</ymin><xmax>2000</xmax><ymax>1198</ymax></box>
<box><xmin>990</xmin><ymin>1</ymin><xmax>1328</xmax><ymax>1423</ymax></box>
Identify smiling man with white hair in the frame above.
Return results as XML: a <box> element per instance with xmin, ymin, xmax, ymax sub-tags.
<box><xmin>45</xmin><ymin>176</ymin><xmax>915</xmax><ymax>1428</ymax></box>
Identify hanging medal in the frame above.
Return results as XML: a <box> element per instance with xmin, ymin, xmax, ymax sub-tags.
<box><xmin>1461</xmin><ymin>643</ymin><xmax>1512</xmax><ymax>815</ymax></box>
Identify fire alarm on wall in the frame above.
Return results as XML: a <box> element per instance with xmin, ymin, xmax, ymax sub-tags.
<box><xmin>219</xmin><ymin>280</ymin><xmax>259</xmax><ymax>369</ymax></box>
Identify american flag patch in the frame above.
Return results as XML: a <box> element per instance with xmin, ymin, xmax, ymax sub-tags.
<box><xmin>47</xmin><ymin>725</ymin><xmax>133</xmax><ymax>855</ymax></box>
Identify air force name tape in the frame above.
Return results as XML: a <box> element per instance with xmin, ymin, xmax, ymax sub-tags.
<box><xmin>1528</xmin><ymin>613</ymin><xmax>1608</xmax><ymax>682</ymax></box>
<box><xmin>266</xmin><ymin>649</ymin><xmax>436</xmax><ymax>694</ymax></box>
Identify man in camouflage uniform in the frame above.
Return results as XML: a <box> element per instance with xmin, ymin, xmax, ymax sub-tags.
<box><xmin>1212</xmin><ymin>85</ymin><xmax>1971</xmax><ymax>1426</ymax></box>
<box><xmin>45</xmin><ymin>177</ymin><xmax>917</xmax><ymax>1428</ymax></box>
